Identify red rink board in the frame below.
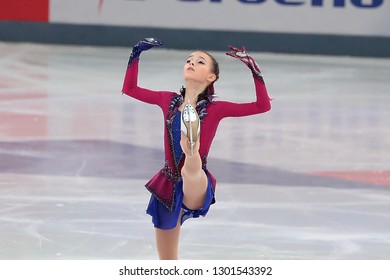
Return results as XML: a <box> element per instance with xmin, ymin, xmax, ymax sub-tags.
<box><xmin>0</xmin><ymin>0</ymin><xmax>49</xmax><ymax>22</ymax></box>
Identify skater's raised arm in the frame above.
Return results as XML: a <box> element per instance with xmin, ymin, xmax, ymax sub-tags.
<box><xmin>216</xmin><ymin>45</ymin><xmax>272</xmax><ymax>119</ymax></box>
<box><xmin>121</xmin><ymin>38</ymin><xmax>166</xmax><ymax>105</ymax></box>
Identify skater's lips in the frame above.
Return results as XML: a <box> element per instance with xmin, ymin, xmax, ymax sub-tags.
<box><xmin>186</xmin><ymin>66</ymin><xmax>195</xmax><ymax>71</ymax></box>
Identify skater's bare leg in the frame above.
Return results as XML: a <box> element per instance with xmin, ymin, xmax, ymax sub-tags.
<box><xmin>180</xmin><ymin>132</ymin><xmax>208</xmax><ymax>210</ymax></box>
<box><xmin>155</xmin><ymin>211</ymin><xmax>182</xmax><ymax>260</ymax></box>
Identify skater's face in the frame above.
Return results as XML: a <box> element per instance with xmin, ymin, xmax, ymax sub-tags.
<box><xmin>183</xmin><ymin>51</ymin><xmax>217</xmax><ymax>85</ymax></box>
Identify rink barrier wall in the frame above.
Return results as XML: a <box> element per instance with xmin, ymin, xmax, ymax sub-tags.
<box><xmin>0</xmin><ymin>21</ymin><xmax>389</xmax><ymax>57</ymax></box>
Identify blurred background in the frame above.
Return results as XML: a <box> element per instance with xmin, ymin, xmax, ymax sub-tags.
<box><xmin>0</xmin><ymin>0</ymin><xmax>389</xmax><ymax>260</ymax></box>
<box><xmin>1</xmin><ymin>0</ymin><xmax>390</xmax><ymax>57</ymax></box>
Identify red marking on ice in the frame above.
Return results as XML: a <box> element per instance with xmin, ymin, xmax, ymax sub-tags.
<box><xmin>0</xmin><ymin>92</ymin><xmax>47</xmax><ymax>101</ymax></box>
<box><xmin>0</xmin><ymin>111</ymin><xmax>48</xmax><ymax>138</ymax></box>
<box><xmin>0</xmin><ymin>77</ymin><xmax>33</xmax><ymax>89</ymax></box>
<box><xmin>310</xmin><ymin>170</ymin><xmax>390</xmax><ymax>187</ymax></box>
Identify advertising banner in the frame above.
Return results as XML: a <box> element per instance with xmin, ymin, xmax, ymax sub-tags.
<box><xmin>49</xmin><ymin>0</ymin><xmax>390</xmax><ymax>37</ymax></box>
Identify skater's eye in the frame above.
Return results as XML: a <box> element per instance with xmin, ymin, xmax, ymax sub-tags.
<box><xmin>198</xmin><ymin>60</ymin><xmax>205</xmax><ymax>65</ymax></box>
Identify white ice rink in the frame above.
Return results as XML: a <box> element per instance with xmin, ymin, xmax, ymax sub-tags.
<box><xmin>0</xmin><ymin>42</ymin><xmax>389</xmax><ymax>260</ymax></box>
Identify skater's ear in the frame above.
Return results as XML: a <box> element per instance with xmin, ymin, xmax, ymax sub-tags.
<box><xmin>207</xmin><ymin>73</ymin><xmax>217</xmax><ymax>83</ymax></box>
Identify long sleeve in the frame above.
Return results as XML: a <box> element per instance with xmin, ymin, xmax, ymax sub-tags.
<box><xmin>215</xmin><ymin>73</ymin><xmax>271</xmax><ymax>119</ymax></box>
<box><xmin>121</xmin><ymin>58</ymin><xmax>165</xmax><ymax>106</ymax></box>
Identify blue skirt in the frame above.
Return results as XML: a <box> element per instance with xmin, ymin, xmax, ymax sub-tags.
<box><xmin>146</xmin><ymin>175</ymin><xmax>215</xmax><ymax>230</ymax></box>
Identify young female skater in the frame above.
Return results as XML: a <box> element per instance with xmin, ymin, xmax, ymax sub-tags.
<box><xmin>121</xmin><ymin>38</ymin><xmax>271</xmax><ymax>259</ymax></box>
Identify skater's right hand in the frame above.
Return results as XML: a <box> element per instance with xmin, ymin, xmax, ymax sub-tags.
<box><xmin>136</xmin><ymin>38</ymin><xmax>164</xmax><ymax>52</ymax></box>
<box><xmin>128</xmin><ymin>38</ymin><xmax>164</xmax><ymax>67</ymax></box>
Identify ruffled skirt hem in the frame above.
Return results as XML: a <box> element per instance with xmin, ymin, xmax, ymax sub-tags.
<box><xmin>146</xmin><ymin>175</ymin><xmax>215</xmax><ymax>230</ymax></box>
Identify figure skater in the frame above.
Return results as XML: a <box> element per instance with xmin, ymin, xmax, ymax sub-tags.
<box><xmin>121</xmin><ymin>38</ymin><xmax>272</xmax><ymax>259</ymax></box>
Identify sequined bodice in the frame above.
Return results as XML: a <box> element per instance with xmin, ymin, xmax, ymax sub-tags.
<box><xmin>172</xmin><ymin>111</ymin><xmax>183</xmax><ymax>167</ymax></box>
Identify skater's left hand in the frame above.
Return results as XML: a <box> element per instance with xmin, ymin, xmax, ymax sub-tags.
<box><xmin>226</xmin><ymin>45</ymin><xmax>264</xmax><ymax>83</ymax></box>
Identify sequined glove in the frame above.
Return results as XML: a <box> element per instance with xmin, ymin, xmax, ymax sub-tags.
<box><xmin>226</xmin><ymin>45</ymin><xmax>264</xmax><ymax>83</ymax></box>
<box><xmin>128</xmin><ymin>38</ymin><xmax>164</xmax><ymax>67</ymax></box>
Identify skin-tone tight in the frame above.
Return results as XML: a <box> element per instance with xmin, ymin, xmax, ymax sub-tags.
<box><xmin>155</xmin><ymin>133</ymin><xmax>207</xmax><ymax>260</ymax></box>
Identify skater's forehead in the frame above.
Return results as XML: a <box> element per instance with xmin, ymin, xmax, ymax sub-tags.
<box><xmin>188</xmin><ymin>51</ymin><xmax>209</xmax><ymax>61</ymax></box>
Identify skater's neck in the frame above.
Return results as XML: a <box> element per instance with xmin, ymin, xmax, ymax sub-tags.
<box><xmin>184</xmin><ymin>81</ymin><xmax>208</xmax><ymax>106</ymax></box>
